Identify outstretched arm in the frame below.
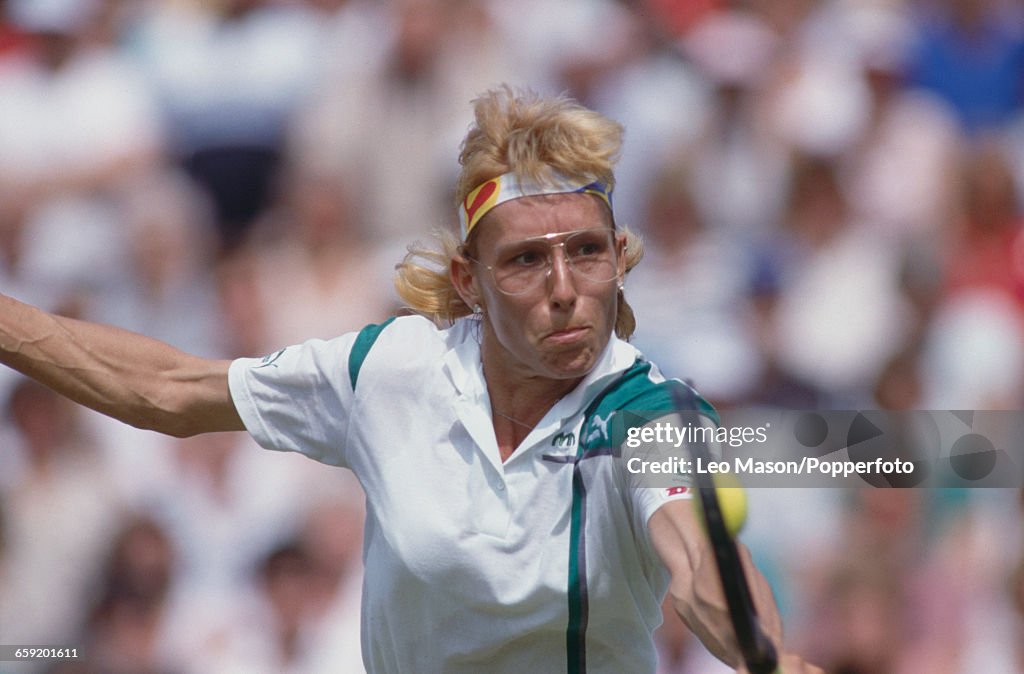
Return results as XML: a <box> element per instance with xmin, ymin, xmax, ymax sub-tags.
<box><xmin>648</xmin><ymin>499</ymin><xmax>822</xmax><ymax>673</ymax></box>
<box><xmin>0</xmin><ymin>293</ymin><xmax>243</xmax><ymax>437</ymax></box>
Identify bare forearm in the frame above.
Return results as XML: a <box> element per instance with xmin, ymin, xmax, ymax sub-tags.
<box><xmin>0</xmin><ymin>293</ymin><xmax>242</xmax><ymax>436</ymax></box>
<box><xmin>669</xmin><ymin>538</ymin><xmax>782</xmax><ymax>667</ymax></box>
<box><xmin>649</xmin><ymin>501</ymin><xmax>783</xmax><ymax>668</ymax></box>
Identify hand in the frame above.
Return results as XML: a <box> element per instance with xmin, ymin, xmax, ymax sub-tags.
<box><xmin>737</xmin><ymin>652</ymin><xmax>825</xmax><ymax>674</ymax></box>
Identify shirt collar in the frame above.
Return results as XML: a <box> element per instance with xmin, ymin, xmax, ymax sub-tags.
<box><xmin>442</xmin><ymin>317</ymin><xmax>486</xmax><ymax>400</ymax></box>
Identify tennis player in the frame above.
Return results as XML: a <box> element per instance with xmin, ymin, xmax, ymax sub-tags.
<box><xmin>0</xmin><ymin>87</ymin><xmax>820</xmax><ymax>673</ymax></box>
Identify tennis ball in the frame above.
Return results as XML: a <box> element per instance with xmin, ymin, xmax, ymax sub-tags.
<box><xmin>695</xmin><ymin>473</ymin><xmax>748</xmax><ymax>537</ymax></box>
<box><xmin>715</xmin><ymin>474</ymin><xmax>748</xmax><ymax>537</ymax></box>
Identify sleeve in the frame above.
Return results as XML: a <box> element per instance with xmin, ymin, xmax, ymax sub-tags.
<box><xmin>632</xmin><ymin>485</ymin><xmax>694</xmax><ymax>531</ymax></box>
<box><xmin>622</xmin><ymin>408</ymin><xmax>724</xmax><ymax>534</ymax></box>
<box><xmin>626</xmin><ymin>415</ymin><xmax>699</xmax><ymax>531</ymax></box>
<box><xmin>228</xmin><ymin>332</ymin><xmax>360</xmax><ymax>467</ymax></box>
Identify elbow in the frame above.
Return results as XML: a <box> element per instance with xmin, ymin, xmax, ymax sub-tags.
<box><xmin>157</xmin><ymin>418</ymin><xmax>202</xmax><ymax>439</ymax></box>
<box><xmin>120</xmin><ymin>385</ymin><xmax>210</xmax><ymax>438</ymax></box>
<box><xmin>131</xmin><ymin>362</ymin><xmax>238</xmax><ymax>437</ymax></box>
<box><xmin>122</xmin><ymin>405</ymin><xmax>197</xmax><ymax>438</ymax></box>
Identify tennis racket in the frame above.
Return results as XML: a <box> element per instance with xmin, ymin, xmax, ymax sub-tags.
<box><xmin>670</xmin><ymin>383</ymin><xmax>779</xmax><ymax>674</ymax></box>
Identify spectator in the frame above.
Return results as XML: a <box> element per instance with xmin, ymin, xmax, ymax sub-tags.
<box><xmin>80</xmin><ymin>515</ymin><xmax>176</xmax><ymax>674</ymax></box>
<box><xmin>0</xmin><ymin>379</ymin><xmax>122</xmax><ymax>646</ymax></box>
<box><xmin>132</xmin><ymin>0</ymin><xmax>322</xmax><ymax>252</ymax></box>
<box><xmin>0</xmin><ymin>0</ymin><xmax>30</xmax><ymax>58</ymax></box>
<box><xmin>841</xmin><ymin>2</ymin><xmax>962</xmax><ymax>239</ymax></box>
<box><xmin>0</xmin><ymin>0</ymin><xmax>163</xmax><ymax>310</ymax></box>
<box><xmin>768</xmin><ymin>154</ymin><xmax>911</xmax><ymax>403</ymax></box>
<box><xmin>626</xmin><ymin>157</ymin><xmax>760</xmax><ymax>405</ymax></box>
<box><xmin>242</xmin><ymin>166</ymin><xmax>397</xmax><ymax>351</ymax></box>
<box><xmin>907</xmin><ymin>0</ymin><xmax>1024</xmax><ymax>135</ymax></box>
<box><xmin>943</xmin><ymin>142</ymin><xmax>1024</xmax><ymax>306</ymax></box>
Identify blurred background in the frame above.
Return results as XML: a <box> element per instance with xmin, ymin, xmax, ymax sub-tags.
<box><xmin>0</xmin><ymin>0</ymin><xmax>1023</xmax><ymax>672</ymax></box>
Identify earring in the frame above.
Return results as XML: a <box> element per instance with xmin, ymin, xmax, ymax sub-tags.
<box><xmin>472</xmin><ymin>304</ymin><xmax>482</xmax><ymax>315</ymax></box>
<box><xmin>617</xmin><ymin>281</ymin><xmax>625</xmax><ymax>291</ymax></box>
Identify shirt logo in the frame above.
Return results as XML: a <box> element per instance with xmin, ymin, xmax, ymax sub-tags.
<box><xmin>583</xmin><ymin>412</ymin><xmax>613</xmax><ymax>446</ymax></box>
<box><xmin>551</xmin><ymin>432</ymin><xmax>577</xmax><ymax>448</ymax></box>
<box><xmin>254</xmin><ymin>348</ymin><xmax>286</xmax><ymax>369</ymax></box>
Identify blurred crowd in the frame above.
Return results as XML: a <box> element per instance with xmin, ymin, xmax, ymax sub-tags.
<box><xmin>1</xmin><ymin>0</ymin><xmax>1023</xmax><ymax>672</ymax></box>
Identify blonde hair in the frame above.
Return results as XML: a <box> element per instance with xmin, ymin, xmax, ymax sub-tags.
<box><xmin>395</xmin><ymin>86</ymin><xmax>644</xmax><ymax>338</ymax></box>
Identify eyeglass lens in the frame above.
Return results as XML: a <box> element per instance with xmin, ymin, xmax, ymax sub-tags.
<box><xmin>489</xmin><ymin>228</ymin><xmax>618</xmax><ymax>295</ymax></box>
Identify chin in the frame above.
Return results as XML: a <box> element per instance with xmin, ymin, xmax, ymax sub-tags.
<box><xmin>542</xmin><ymin>345</ymin><xmax>600</xmax><ymax>380</ymax></box>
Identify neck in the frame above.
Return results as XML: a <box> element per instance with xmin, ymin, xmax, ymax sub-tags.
<box><xmin>485</xmin><ymin>367</ymin><xmax>579</xmax><ymax>424</ymax></box>
<box><xmin>480</xmin><ymin>334</ymin><xmax>583</xmax><ymax>462</ymax></box>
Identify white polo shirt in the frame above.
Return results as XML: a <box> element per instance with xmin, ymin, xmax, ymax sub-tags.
<box><xmin>228</xmin><ymin>315</ymin><xmax>702</xmax><ymax>674</ymax></box>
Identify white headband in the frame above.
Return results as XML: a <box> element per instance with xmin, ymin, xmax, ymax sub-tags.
<box><xmin>458</xmin><ymin>171</ymin><xmax>613</xmax><ymax>240</ymax></box>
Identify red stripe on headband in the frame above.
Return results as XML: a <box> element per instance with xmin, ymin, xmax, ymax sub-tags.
<box><xmin>465</xmin><ymin>180</ymin><xmax>498</xmax><ymax>225</ymax></box>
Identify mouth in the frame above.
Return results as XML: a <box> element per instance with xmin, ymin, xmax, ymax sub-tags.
<box><xmin>543</xmin><ymin>326</ymin><xmax>590</xmax><ymax>345</ymax></box>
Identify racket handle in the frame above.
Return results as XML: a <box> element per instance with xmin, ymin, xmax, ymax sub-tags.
<box><xmin>745</xmin><ymin>629</ymin><xmax>778</xmax><ymax>674</ymax></box>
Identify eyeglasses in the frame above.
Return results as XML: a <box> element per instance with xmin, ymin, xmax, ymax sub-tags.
<box><xmin>466</xmin><ymin>228</ymin><xmax>620</xmax><ymax>296</ymax></box>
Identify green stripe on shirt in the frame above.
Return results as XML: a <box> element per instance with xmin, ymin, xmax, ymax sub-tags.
<box><xmin>348</xmin><ymin>317</ymin><xmax>396</xmax><ymax>391</ymax></box>
<box><xmin>565</xmin><ymin>358</ymin><xmax>718</xmax><ymax>672</ymax></box>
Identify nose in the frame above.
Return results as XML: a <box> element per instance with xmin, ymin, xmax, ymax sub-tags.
<box><xmin>547</xmin><ymin>245</ymin><xmax>577</xmax><ymax>309</ymax></box>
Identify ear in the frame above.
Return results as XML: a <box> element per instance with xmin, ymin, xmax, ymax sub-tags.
<box><xmin>450</xmin><ymin>250</ymin><xmax>481</xmax><ymax>310</ymax></box>
<box><xmin>615</xmin><ymin>232</ymin><xmax>628</xmax><ymax>284</ymax></box>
